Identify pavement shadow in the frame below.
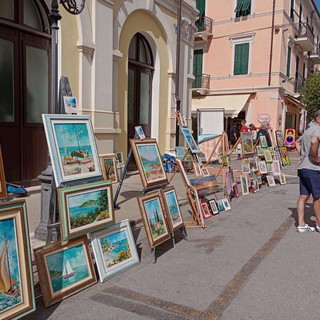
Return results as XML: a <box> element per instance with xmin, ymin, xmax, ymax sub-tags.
<box><xmin>289</xmin><ymin>203</ymin><xmax>315</xmax><ymax>227</ymax></box>
<box><xmin>117</xmin><ymin>190</ymin><xmax>143</xmax><ymax>205</ymax></box>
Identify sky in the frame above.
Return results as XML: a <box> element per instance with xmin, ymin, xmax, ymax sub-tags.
<box><xmin>315</xmin><ymin>0</ymin><xmax>320</xmax><ymax>12</ymax></box>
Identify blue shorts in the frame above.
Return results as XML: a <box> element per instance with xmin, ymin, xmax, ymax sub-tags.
<box><xmin>298</xmin><ymin>169</ymin><xmax>320</xmax><ymax>199</ymax></box>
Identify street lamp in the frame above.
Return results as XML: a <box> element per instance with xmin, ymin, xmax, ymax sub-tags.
<box><xmin>34</xmin><ymin>0</ymin><xmax>86</xmax><ymax>242</ymax></box>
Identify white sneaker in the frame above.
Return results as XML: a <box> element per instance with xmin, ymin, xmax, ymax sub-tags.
<box><xmin>316</xmin><ymin>225</ymin><xmax>320</xmax><ymax>232</ymax></box>
<box><xmin>297</xmin><ymin>224</ymin><xmax>315</xmax><ymax>233</ymax></box>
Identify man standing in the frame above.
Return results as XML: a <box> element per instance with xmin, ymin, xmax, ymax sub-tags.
<box><xmin>229</xmin><ymin>123</ymin><xmax>238</xmax><ymax>148</ymax></box>
<box><xmin>295</xmin><ymin>110</ymin><xmax>320</xmax><ymax>232</ymax></box>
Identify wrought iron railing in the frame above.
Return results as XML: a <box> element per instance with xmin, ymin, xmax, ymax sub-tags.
<box><xmin>294</xmin><ymin>71</ymin><xmax>305</xmax><ymax>92</ymax></box>
<box><xmin>192</xmin><ymin>73</ymin><xmax>210</xmax><ymax>89</ymax></box>
<box><xmin>195</xmin><ymin>15</ymin><xmax>213</xmax><ymax>34</ymax></box>
<box><xmin>295</xmin><ymin>21</ymin><xmax>314</xmax><ymax>41</ymax></box>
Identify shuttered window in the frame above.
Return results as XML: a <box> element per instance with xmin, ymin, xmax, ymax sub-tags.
<box><xmin>234</xmin><ymin>0</ymin><xmax>251</xmax><ymax>17</ymax></box>
<box><xmin>234</xmin><ymin>43</ymin><xmax>249</xmax><ymax>75</ymax></box>
<box><xmin>286</xmin><ymin>46</ymin><xmax>291</xmax><ymax>77</ymax></box>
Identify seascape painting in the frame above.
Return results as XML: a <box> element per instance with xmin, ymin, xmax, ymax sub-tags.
<box><xmin>0</xmin><ymin>219</ymin><xmax>21</xmax><ymax>313</ymax></box>
<box><xmin>163</xmin><ymin>188</ymin><xmax>183</xmax><ymax>231</ymax></box>
<box><xmin>180</xmin><ymin>127</ymin><xmax>200</xmax><ymax>153</ymax></box>
<box><xmin>45</xmin><ymin>244</ymin><xmax>90</xmax><ymax>295</ymax></box>
<box><xmin>190</xmin><ymin>175</ymin><xmax>218</xmax><ymax>190</ymax></box>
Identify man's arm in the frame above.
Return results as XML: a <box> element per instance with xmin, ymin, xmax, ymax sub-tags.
<box><xmin>309</xmin><ymin>135</ymin><xmax>320</xmax><ymax>163</ymax></box>
<box><xmin>296</xmin><ymin>139</ymin><xmax>301</xmax><ymax>155</ymax></box>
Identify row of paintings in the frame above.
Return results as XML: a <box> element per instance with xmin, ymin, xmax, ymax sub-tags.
<box><xmin>200</xmin><ymin>198</ymin><xmax>231</xmax><ymax>219</ymax></box>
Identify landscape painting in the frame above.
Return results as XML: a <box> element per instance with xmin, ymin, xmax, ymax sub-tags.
<box><xmin>58</xmin><ymin>181</ymin><xmax>114</xmax><ymax>240</ymax></box>
<box><xmin>276</xmin><ymin>130</ymin><xmax>284</xmax><ymax>147</ymax></box>
<box><xmin>34</xmin><ymin>236</ymin><xmax>96</xmax><ymax>308</ymax></box>
<box><xmin>161</xmin><ymin>187</ymin><xmax>184</xmax><ymax>232</ymax></box>
<box><xmin>240</xmin><ymin>132</ymin><xmax>254</xmax><ymax>156</ymax></box>
<box><xmin>179</xmin><ymin>127</ymin><xmax>200</xmax><ymax>153</ymax></box>
<box><xmin>137</xmin><ymin>192</ymin><xmax>170</xmax><ymax>248</ymax></box>
<box><xmin>130</xmin><ymin>139</ymin><xmax>168</xmax><ymax>188</ymax></box>
<box><xmin>90</xmin><ymin>220</ymin><xmax>139</xmax><ymax>282</ymax></box>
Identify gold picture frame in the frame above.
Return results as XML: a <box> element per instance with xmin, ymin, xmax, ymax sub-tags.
<box><xmin>99</xmin><ymin>154</ymin><xmax>118</xmax><ymax>184</ymax></box>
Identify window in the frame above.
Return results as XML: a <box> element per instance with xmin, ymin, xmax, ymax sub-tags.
<box><xmin>193</xmin><ymin>49</ymin><xmax>203</xmax><ymax>88</ymax></box>
<box><xmin>234</xmin><ymin>43</ymin><xmax>249</xmax><ymax>75</ymax></box>
<box><xmin>290</xmin><ymin>0</ymin><xmax>294</xmax><ymax>21</ymax></box>
<box><xmin>286</xmin><ymin>46</ymin><xmax>291</xmax><ymax>77</ymax></box>
<box><xmin>234</xmin><ymin>0</ymin><xmax>251</xmax><ymax>17</ymax></box>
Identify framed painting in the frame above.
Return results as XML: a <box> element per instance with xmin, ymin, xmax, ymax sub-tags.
<box><xmin>202</xmin><ymin>167</ymin><xmax>210</xmax><ymax>176</ymax></box>
<box><xmin>137</xmin><ymin>191</ymin><xmax>171</xmax><ymax>248</ymax></box>
<box><xmin>257</xmin><ymin>160</ymin><xmax>268</xmax><ymax>174</ymax></box>
<box><xmin>90</xmin><ymin>219</ymin><xmax>139</xmax><ymax>282</ymax></box>
<box><xmin>179</xmin><ymin>126</ymin><xmax>200</xmax><ymax>153</ymax></box>
<box><xmin>222</xmin><ymin>198</ymin><xmax>231</xmax><ymax>211</ymax></box>
<box><xmin>256</xmin><ymin>146</ymin><xmax>264</xmax><ymax>156</ymax></box>
<box><xmin>279</xmin><ymin>147</ymin><xmax>291</xmax><ymax>166</ymax></box>
<box><xmin>268</xmin><ymin>147</ymin><xmax>275</xmax><ymax>156</ymax></box>
<box><xmin>175</xmin><ymin>146</ymin><xmax>186</xmax><ymax>159</ymax></box>
<box><xmin>266</xmin><ymin>175</ymin><xmax>276</xmax><ymax>187</ymax></box>
<box><xmin>0</xmin><ymin>145</ymin><xmax>7</xmax><ymax>200</ymax></box>
<box><xmin>275</xmin><ymin>130</ymin><xmax>284</xmax><ymax>147</ymax></box>
<box><xmin>161</xmin><ymin>187</ymin><xmax>184</xmax><ymax>232</ymax></box>
<box><xmin>256</xmin><ymin>175</ymin><xmax>262</xmax><ymax>185</ymax></box>
<box><xmin>135</xmin><ymin>126</ymin><xmax>146</xmax><ymax>140</ymax></box>
<box><xmin>216</xmin><ymin>200</ymin><xmax>225</xmax><ymax>211</ymax></box>
<box><xmin>0</xmin><ymin>200</ymin><xmax>35</xmax><ymax>320</ymax></box>
<box><xmin>130</xmin><ymin>139</ymin><xmax>168</xmax><ymax>189</ymax></box>
<box><xmin>266</xmin><ymin>162</ymin><xmax>273</xmax><ymax>173</ymax></box>
<box><xmin>221</xmin><ymin>155</ymin><xmax>231</xmax><ymax>167</ymax></box>
<box><xmin>240</xmin><ymin>175</ymin><xmax>249</xmax><ymax>195</ymax></box>
<box><xmin>208</xmin><ymin>199</ymin><xmax>219</xmax><ymax>215</ymax></box>
<box><xmin>99</xmin><ymin>154</ymin><xmax>118</xmax><ymax>184</ymax></box>
<box><xmin>240</xmin><ymin>132</ymin><xmax>254</xmax><ymax>156</ymax></box>
<box><xmin>200</xmin><ymin>202</ymin><xmax>212</xmax><ymax>219</ymax></box>
<box><xmin>263</xmin><ymin>149</ymin><xmax>273</xmax><ymax>163</ymax></box>
<box><xmin>250</xmin><ymin>178</ymin><xmax>259</xmax><ymax>193</ymax></box>
<box><xmin>241</xmin><ymin>163</ymin><xmax>250</xmax><ymax>174</ymax></box>
<box><xmin>34</xmin><ymin>235</ymin><xmax>96</xmax><ymax>308</ymax></box>
<box><xmin>272</xmin><ymin>160</ymin><xmax>281</xmax><ymax>175</ymax></box>
<box><xmin>225</xmin><ymin>171</ymin><xmax>233</xmax><ymax>195</ymax></box>
<box><xmin>63</xmin><ymin>96</ymin><xmax>78</xmax><ymax>114</ymax></box>
<box><xmin>279</xmin><ymin>173</ymin><xmax>286</xmax><ymax>185</ymax></box>
<box><xmin>259</xmin><ymin>134</ymin><xmax>268</xmax><ymax>148</ymax></box>
<box><xmin>175</xmin><ymin>110</ymin><xmax>187</xmax><ymax>127</ymax></box>
<box><xmin>42</xmin><ymin>114</ymin><xmax>102</xmax><ymax>187</ymax></box>
<box><xmin>115</xmin><ymin>152</ymin><xmax>124</xmax><ymax>166</ymax></box>
<box><xmin>193</xmin><ymin>162</ymin><xmax>202</xmax><ymax>177</ymax></box>
<box><xmin>57</xmin><ymin>180</ymin><xmax>114</xmax><ymax>240</ymax></box>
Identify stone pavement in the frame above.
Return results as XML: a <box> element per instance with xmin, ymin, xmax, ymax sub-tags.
<box><xmin>18</xmin><ymin>150</ymin><xmax>318</xmax><ymax>320</ymax></box>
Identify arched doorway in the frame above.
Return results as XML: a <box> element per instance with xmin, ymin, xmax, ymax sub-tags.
<box><xmin>127</xmin><ymin>33</ymin><xmax>154</xmax><ymax>145</ymax></box>
<box><xmin>0</xmin><ymin>0</ymin><xmax>50</xmax><ymax>185</ymax></box>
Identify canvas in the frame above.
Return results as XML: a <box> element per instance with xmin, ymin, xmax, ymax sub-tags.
<box><xmin>58</xmin><ymin>180</ymin><xmax>115</xmax><ymax>240</ymax></box>
<box><xmin>90</xmin><ymin>220</ymin><xmax>139</xmax><ymax>282</ymax></box>
<box><xmin>275</xmin><ymin>131</ymin><xmax>284</xmax><ymax>147</ymax></box>
<box><xmin>256</xmin><ymin>146</ymin><xmax>264</xmax><ymax>156</ymax></box>
<box><xmin>222</xmin><ymin>198</ymin><xmax>231</xmax><ymax>210</ymax></box>
<box><xmin>175</xmin><ymin>146</ymin><xmax>186</xmax><ymax>159</ymax></box>
<box><xmin>130</xmin><ymin>139</ymin><xmax>168</xmax><ymax>189</ymax></box>
<box><xmin>200</xmin><ymin>202</ymin><xmax>212</xmax><ymax>219</ymax></box>
<box><xmin>179</xmin><ymin>126</ymin><xmax>200</xmax><ymax>153</ymax></box>
<box><xmin>208</xmin><ymin>199</ymin><xmax>219</xmax><ymax>215</ymax></box>
<box><xmin>279</xmin><ymin>147</ymin><xmax>291</xmax><ymax>166</ymax></box>
<box><xmin>272</xmin><ymin>160</ymin><xmax>281</xmax><ymax>175</ymax></box>
<box><xmin>259</xmin><ymin>134</ymin><xmax>268</xmax><ymax>148</ymax></box>
<box><xmin>240</xmin><ymin>132</ymin><xmax>254</xmax><ymax>156</ymax></box>
<box><xmin>99</xmin><ymin>154</ymin><xmax>118</xmax><ymax>184</ymax></box>
<box><xmin>34</xmin><ymin>235</ymin><xmax>97</xmax><ymax>308</ymax></box>
<box><xmin>161</xmin><ymin>187</ymin><xmax>184</xmax><ymax>232</ymax></box>
<box><xmin>63</xmin><ymin>96</ymin><xmax>78</xmax><ymax>114</ymax></box>
<box><xmin>0</xmin><ymin>200</ymin><xmax>35</xmax><ymax>320</ymax></box>
<box><xmin>42</xmin><ymin>114</ymin><xmax>102</xmax><ymax>187</ymax></box>
<box><xmin>240</xmin><ymin>175</ymin><xmax>249</xmax><ymax>195</ymax></box>
<box><xmin>137</xmin><ymin>191</ymin><xmax>171</xmax><ymax>248</ymax></box>
<box><xmin>257</xmin><ymin>161</ymin><xmax>268</xmax><ymax>174</ymax></box>
<box><xmin>0</xmin><ymin>145</ymin><xmax>7</xmax><ymax>200</ymax></box>
<box><xmin>263</xmin><ymin>149</ymin><xmax>273</xmax><ymax>163</ymax></box>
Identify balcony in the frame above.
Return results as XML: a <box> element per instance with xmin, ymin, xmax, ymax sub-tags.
<box><xmin>192</xmin><ymin>73</ymin><xmax>210</xmax><ymax>90</ymax></box>
<box><xmin>309</xmin><ymin>46</ymin><xmax>320</xmax><ymax>64</ymax></box>
<box><xmin>294</xmin><ymin>22</ymin><xmax>314</xmax><ymax>52</ymax></box>
<box><xmin>294</xmin><ymin>71</ymin><xmax>305</xmax><ymax>93</ymax></box>
<box><xmin>194</xmin><ymin>16</ymin><xmax>213</xmax><ymax>41</ymax></box>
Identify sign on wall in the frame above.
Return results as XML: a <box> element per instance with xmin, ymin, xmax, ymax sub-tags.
<box><xmin>257</xmin><ymin>114</ymin><xmax>271</xmax><ymax>123</ymax></box>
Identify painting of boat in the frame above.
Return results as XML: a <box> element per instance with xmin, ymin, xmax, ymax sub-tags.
<box><xmin>62</xmin><ymin>260</ymin><xmax>74</xmax><ymax>279</ymax></box>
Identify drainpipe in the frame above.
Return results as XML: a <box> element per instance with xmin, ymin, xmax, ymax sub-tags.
<box><xmin>268</xmin><ymin>0</ymin><xmax>276</xmax><ymax>86</ymax></box>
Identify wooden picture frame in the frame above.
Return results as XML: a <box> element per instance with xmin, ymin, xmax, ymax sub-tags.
<box><xmin>137</xmin><ymin>191</ymin><xmax>171</xmax><ymax>248</ymax></box>
<box><xmin>200</xmin><ymin>202</ymin><xmax>212</xmax><ymax>219</ymax></box>
<box><xmin>257</xmin><ymin>160</ymin><xmax>268</xmax><ymax>174</ymax></box>
<box><xmin>279</xmin><ymin>147</ymin><xmax>291</xmax><ymax>166</ymax></box>
<box><xmin>99</xmin><ymin>154</ymin><xmax>118</xmax><ymax>184</ymax></box>
<box><xmin>90</xmin><ymin>219</ymin><xmax>139</xmax><ymax>282</ymax></box>
<box><xmin>240</xmin><ymin>175</ymin><xmax>249</xmax><ymax>195</ymax></box>
<box><xmin>57</xmin><ymin>180</ymin><xmax>115</xmax><ymax>240</ymax></box>
<box><xmin>240</xmin><ymin>132</ymin><xmax>254</xmax><ymax>156</ymax></box>
<box><xmin>0</xmin><ymin>200</ymin><xmax>35</xmax><ymax>320</ymax></box>
<box><xmin>34</xmin><ymin>235</ymin><xmax>97</xmax><ymax>308</ymax></box>
<box><xmin>179</xmin><ymin>126</ymin><xmax>200</xmax><ymax>153</ymax></box>
<box><xmin>266</xmin><ymin>175</ymin><xmax>276</xmax><ymax>186</ymax></box>
<box><xmin>161</xmin><ymin>187</ymin><xmax>184</xmax><ymax>232</ymax></box>
<box><xmin>222</xmin><ymin>198</ymin><xmax>231</xmax><ymax>211</ymax></box>
<box><xmin>0</xmin><ymin>145</ymin><xmax>7</xmax><ymax>200</ymax></box>
<box><xmin>130</xmin><ymin>139</ymin><xmax>168</xmax><ymax>189</ymax></box>
<box><xmin>208</xmin><ymin>199</ymin><xmax>219</xmax><ymax>215</ymax></box>
<box><xmin>279</xmin><ymin>173</ymin><xmax>286</xmax><ymax>185</ymax></box>
<box><xmin>275</xmin><ymin>130</ymin><xmax>284</xmax><ymax>147</ymax></box>
<box><xmin>42</xmin><ymin>114</ymin><xmax>102</xmax><ymax>187</ymax></box>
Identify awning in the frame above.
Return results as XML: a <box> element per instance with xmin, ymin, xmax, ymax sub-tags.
<box><xmin>284</xmin><ymin>95</ymin><xmax>303</xmax><ymax>108</ymax></box>
<box><xmin>192</xmin><ymin>94</ymin><xmax>251</xmax><ymax>118</ymax></box>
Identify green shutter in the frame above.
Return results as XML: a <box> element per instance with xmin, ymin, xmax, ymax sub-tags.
<box><xmin>196</xmin><ymin>0</ymin><xmax>205</xmax><ymax>17</ymax></box>
<box><xmin>234</xmin><ymin>43</ymin><xmax>249</xmax><ymax>75</ymax></box>
<box><xmin>290</xmin><ymin>0</ymin><xmax>294</xmax><ymax>20</ymax></box>
<box><xmin>242</xmin><ymin>0</ymin><xmax>251</xmax><ymax>12</ymax></box>
<box><xmin>286</xmin><ymin>46</ymin><xmax>291</xmax><ymax>77</ymax></box>
<box><xmin>235</xmin><ymin>0</ymin><xmax>244</xmax><ymax>12</ymax></box>
<box><xmin>193</xmin><ymin>50</ymin><xmax>203</xmax><ymax>87</ymax></box>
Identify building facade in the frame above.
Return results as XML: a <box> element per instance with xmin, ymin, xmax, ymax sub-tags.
<box><xmin>192</xmin><ymin>0</ymin><xmax>320</xmax><ymax>137</ymax></box>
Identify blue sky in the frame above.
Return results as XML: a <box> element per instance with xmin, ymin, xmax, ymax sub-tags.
<box><xmin>315</xmin><ymin>0</ymin><xmax>320</xmax><ymax>11</ymax></box>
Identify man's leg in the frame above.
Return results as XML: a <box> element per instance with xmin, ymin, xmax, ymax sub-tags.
<box><xmin>297</xmin><ymin>195</ymin><xmax>310</xmax><ymax>227</ymax></box>
<box><xmin>313</xmin><ymin>198</ymin><xmax>320</xmax><ymax>227</ymax></box>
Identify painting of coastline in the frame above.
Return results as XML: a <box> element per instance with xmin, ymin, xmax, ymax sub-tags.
<box><xmin>162</xmin><ymin>187</ymin><xmax>184</xmax><ymax>231</ymax></box>
<box><xmin>180</xmin><ymin>127</ymin><xmax>200</xmax><ymax>153</ymax></box>
<box><xmin>0</xmin><ymin>219</ymin><xmax>22</xmax><ymax>313</ymax></box>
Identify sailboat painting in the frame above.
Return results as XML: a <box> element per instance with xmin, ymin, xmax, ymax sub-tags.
<box><xmin>0</xmin><ymin>219</ymin><xmax>21</xmax><ymax>312</ymax></box>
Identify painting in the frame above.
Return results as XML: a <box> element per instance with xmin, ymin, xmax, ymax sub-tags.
<box><xmin>222</xmin><ymin>198</ymin><xmax>231</xmax><ymax>211</ymax></box>
<box><xmin>233</xmin><ymin>184</ymin><xmax>240</xmax><ymax>198</ymax></box>
<box><xmin>259</xmin><ymin>134</ymin><xmax>268</xmax><ymax>148</ymax></box>
<box><xmin>115</xmin><ymin>152</ymin><xmax>124</xmax><ymax>166</ymax></box>
<box><xmin>135</xmin><ymin>126</ymin><xmax>146</xmax><ymax>140</ymax></box>
<box><xmin>279</xmin><ymin>147</ymin><xmax>291</xmax><ymax>166</ymax></box>
<box><xmin>256</xmin><ymin>146</ymin><xmax>264</xmax><ymax>156</ymax></box>
<box><xmin>275</xmin><ymin>130</ymin><xmax>284</xmax><ymax>147</ymax></box>
<box><xmin>99</xmin><ymin>154</ymin><xmax>118</xmax><ymax>184</ymax></box>
<box><xmin>175</xmin><ymin>146</ymin><xmax>186</xmax><ymax>159</ymax></box>
<box><xmin>137</xmin><ymin>191</ymin><xmax>171</xmax><ymax>248</ymax></box>
<box><xmin>196</xmin><ymin>154</ymin><xmax>203</xmax><ymax>167</ymax></box>
<box><xmin>256</xmin><ymin>175</ymin><xmax>262</xmax><ymax>185</ymax></box>
<box><xmin>175</xmin><ymin>110</ymin><xmax>187</xmax><ymax>127</ymax></box>
<box><xmin>34</xmin><ymin>235</ymin><xmax>96</xmax><ymax>308</ymax></box>
<box><xmin>250</xmin><ymin>178</ymin><xmax>259</xmax><ymax>193</ymax></box>
<box><xmin>221</xmin><ymin>155</ymin><xmax>231</xmax><ymax>167</ymax></box>
<box><xmin>279</xmin><ymin>173</ymin><xmax>286</xmax><ymax>185</ymax></box>
<box><xmin>200</xmin><ymin>202</ymin><xmax>212</xmax><ymax>219</ymax></box>
<box><xmin>240</xmin><ymin>132</ymin><xmax>254</xmax><ymax>156</ymax></box>
<box><xmin>257</xmin><ymin>160</ymin><xmax>268</xmax><ymax>174</ymax></box>
<box><xmin>202</xmin><ymin>167</ymin><xmax>210</xmax><ymax>176</ymax></box>
<box><xmin>130</xmin><ymin>139</ymin><xmax>168</xmax><ymax>189</ymax></box>
<box><xmin>216</xmin><ymin>200</ymin><xmax>225</xmax><ymax>211</ymax></box>
<box><xmin>0</xmin><ymin>145</ymin><xmax>7</xmax><ymax>200</ymax></box>
<box><xmin>240</xmin><ymin>175</ymin><xmax>249</xmax><ymax>195</ymax></box>
<box><xmin>90</xmin><ymin>219</ymin><xmax>139</xmax><ymax>282</ymax></box>
<box><xmin>0</xmin><ymin>200</ymin><xmax>35</xmax><ymax>320</ymax></box>
<box><xmin>266</xmin><ymin>162</ymin><xmax>273</xmax><ymax>173</ymax></box>
<box><xmin>208</xmin><ymin>199</ymin><xmax>219</xmax><ymax>215</ymax></box>
<box><xmin>241</xmin><ymin>163</ymin><xmax>251</xmax><ymax>174</ymax></box>
<box><xmin>266</xmin><ymin>175</ymin><xmax>276</xmax><ymax>187</ymax></box>
<box><xmin>63</xmin><ymin>96</ymin><xmax>78</xmax><ymax>114</ymax></box>
<box><xmin>189</xmin><ymin>175</ymin><xmax>218</xmax><ymax>190</ymax></box>
<box><xmin>268</xmin><ymin>147</ymin><xmax>275</xmax><ymax>156</ymax></box>
<box><xmin>161</xmin><ymin>187</ymin><xmax>184</xmax><ymax>232</ymax></box>
<box><xmin>263</xmin><ymin>149</ymin><xmax>273</xmax><ymax>163</ymax></box>
<box><xmin>193</xmin><ymin>162</ymin><xmax>202</xmax><ymax>177</ymax></box>
<box><xmin>272</xmin><ymin>160</ymin><xmax>281</xmax><ymax>175</ymax></box>
<box><xmin>58</xmin><ymin>180</ymin><xmax>114</xmax><ymax>240</ymax></box>
<box><xmin>225</xmin><ymin>171</ymin><xmax>233</xmax><ymax>195</ymax></box>
<box><xmin>179</xmin><ymin>126</ymin><xmax>200</xmax><ymax>153</ymax></box>
<box><xmin>42</xmin><ymin>114</ymin><xmax>102</xmax><ymax>187</ymax></box>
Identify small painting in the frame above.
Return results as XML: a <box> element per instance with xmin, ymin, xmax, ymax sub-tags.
<box><xmin>193</xmin><ymin>162</ymin><xmax>202</xmax><ymax>176</ymax></box>
<box><xmin>241</xmin><ymin>163</ymin><xmax>251</xmax><ymax>174</ymax></box>
<box><xmin>175</xmin><ymin>110</ymin><xmax>187</xmax><ymax>127</ymax></box>
<box><xmin>240</xmin><ymin>132</ymin><xmax>254</xmax><ymax>156</ymax></box>
<box><xmin>0</xmin><ymin>145</ymin><xmax>7</xmax><ymax>200</ymax></box>
<box><xmin>115</xmin><ymin>152</ymin><xmax>124</xmax><ymax>166</ymax></box>
<box><xmin>208</xmin><ymin>199</ymin><xmax>219</xmax><ymax>215</ymax></box>
<box><xmin>272</xmin><ymin>160</ymin><xmax>281</xmax><ymax>175</ymax></box>
<box><xmin>250</xmin><ymin>178</ymin><xmax>259</xmax><ymax>193</ymax></box>
<box><xmin>161</xmin><ymin>187</ymin><xmax>184</xmax><ymax>232</ymax></box>
<box><xmin>175</xmin><ymin>146</ymin><xmax>186</xmax><ymax>159</ymax></box>
<box><xmin>240</xmin><ymin>175</ymin><xmax>249</xmax><ymax>195</ymax></box>
<box><xmin>189</xmin><ymin>175</ymin><xmax>218</xmax><ymax>190</ymax></box>
<box><xmin>135</xmin><ymin>126</ymin><xmax>146</xmax><ymax>140</ymax></box>
<box><xmin>266</xmin><ymin>175</ymin><xmax>276</xmax><ymax>186</ymax></box>
<box><xmin>137</xmin><ymin>191</ymin><xmax>170</xmax><ymax>248</ymax></box>
<box><xmin>202</xmin><ymin>167</ymin><xmax>210</xmax><ymax>176</ymax></box>
<box><xmin>221</xmin><ymin>155</ymin><xmax>231</xmax><ymax>167</ymax></box>
<box><xmin>34</xmin><ymin>236</ymin><xmax>96</xmax><ymax>308</ymax></box>
<box><xmin>275</xmin><ymin>130</ymin><xmax>284</xmax><ymax>147</ymax></box>
<box><xmin>258</xmin><ymin>160</ymin><xmax>268</xmax><ymax>174</ymax></box>
<box><xmin>130</xmin><ymin>139</ymin><xmax>168</xmax><ymax>189</ymax></box>
<box><xmin>259</xmin><ymin>134</ymin><xmax>268</xmax><ymax>148</ymax></box>
<box><xmin>90</xmin><ymin>220</ymin><xmax>139</xmax><ymax>282</ymax></box>
<box><xmin>266</xmin><ymin>162</ymin><xmax>273</xmax><ymax>173</ymax></box>
<box><xmin>256</xmin><ymin>175</ymin><xmax>262</xmax><ymax>185</ymax></box>
<box><xmin>279</xmin><ymin>173</ymin><xmax>286</xmax><ymax>185</ymax></box>
<box><xmin>58</xmin><ymin>180</ymin><xmax>114</xmax><ymax>240</ymax></box>
<box><xmin>279</xmin><ymin>147</ymin><xmax>291</xmax><ymax>166</ymax></box>
<box><xmin>263</xmin><ymin>149</ymin><xmax>273</xmax><ymax>163</ymax></box>
<box><xmin>268</xmin><ymin>147</ymin><xmax>275</xmax><ymax>156</ymax></box>
<box><xmin>179</xmin><ymin>126</ymin><xmax>200</xmax><ymax>153</ymax></box>
<box><xmin>216</xmin><ymin>200</ymin><xmax>225</xmax><ymax>211</ymax></box>
<box><xmin>222</xmin><ymin>198</ymin><xmax>231</xmax><ymax>211</ymax></box>
<box><xmin>63</xmin><ymin>96</ymin><xmax>79</xmax><ymax>114</ymax></box>
<box><xmin>200</xmin><ymin>202</ymin><xmax>212</xmax><ymax>219</ymax></box>
<box><xmin>256</xmin><ymin>146</ymin><xmax>264</xmax><ymax>156</ymax></box>
<box><xmin>100</xmin><ymin>154</ymin><xmax>118</xmax><ymax>184</ymax></box>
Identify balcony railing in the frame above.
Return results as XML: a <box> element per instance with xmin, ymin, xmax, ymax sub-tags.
<box><xmin>192</xmin><ymin>74</ymin><xmax>210</xmax><ymax>89</ymax></box>
<box><xmin>309</xmin><ymin>45</ymin><xmax>320</xmax><ymax>64</ymax></box>
<box><xmin>294</xmin><ymin>71</ymin><xmax>305</xmax><ymax>92</ymax></box>
<box><xmin>195</xmin><ymin>15</ymin><xmax>213</xmax><ymax>34</ymax></box>
<box><xmin>294</xmin><ymin>22</ymin><xmax>314</xmax><ymax>51</ymax></box>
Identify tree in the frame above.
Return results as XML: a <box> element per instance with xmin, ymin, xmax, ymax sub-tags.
<box><xmin>97</xmin><ymin>190</ymin><xmax>109</xmax><ymax>210</ymax></box>
<box><xmin>300</xmin><ymin>74</ymin><xmax>320</xmax><ymax>121</ymax></box>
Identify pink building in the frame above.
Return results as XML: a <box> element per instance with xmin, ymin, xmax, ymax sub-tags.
<box><xmin>191</xmin><ymin>0</ymin><xmax>320</xmax><ymax>137</ymax></box>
